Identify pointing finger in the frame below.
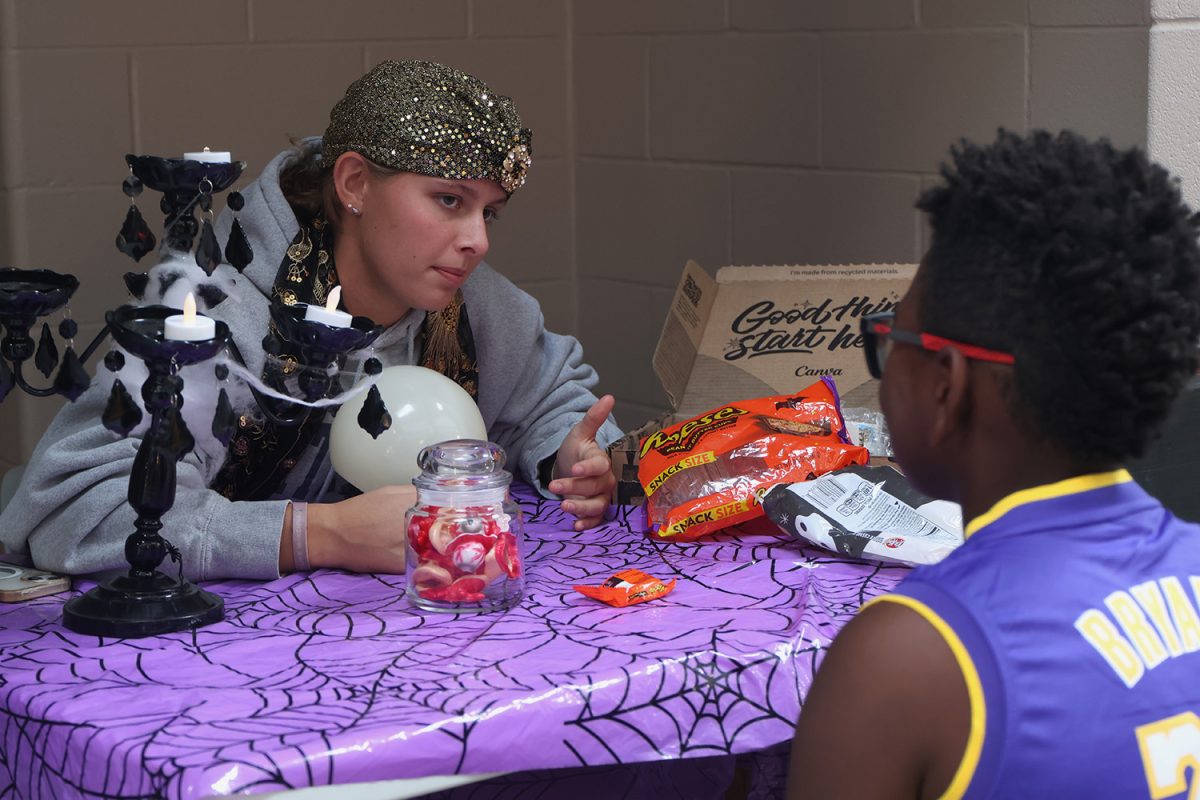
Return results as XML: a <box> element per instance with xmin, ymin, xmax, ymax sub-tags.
<box><xmin>572</xmin><ymin>394</ymin><xmax>615</xmax><ymax>443</ymax></box>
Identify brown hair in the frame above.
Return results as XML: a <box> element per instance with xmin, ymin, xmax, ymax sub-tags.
<box><xmin>278</xmin><ymin>139</ymin><xmax>339</xmax><ymax>225</ymax></box>
<box><xmin>279</xmin><ymin>138</ymin><xmax>405</xmax><ymax>228</ymax></box>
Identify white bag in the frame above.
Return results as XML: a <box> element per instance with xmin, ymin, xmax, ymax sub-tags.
<box><xmin>761</xmin><ymin>465</ymin><xmax>963</xmax><ymax>566</ymax></box>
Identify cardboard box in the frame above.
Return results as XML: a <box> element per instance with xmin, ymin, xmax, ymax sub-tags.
<box><xmin>609</xmin><ymin>260</ymin><xmax>917</xmax><ymax>505</ymax></box>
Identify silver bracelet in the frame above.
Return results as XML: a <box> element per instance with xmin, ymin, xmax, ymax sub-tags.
<box><xmin>291</xmin><ymin>501</ymin><xmax>310</xmax><ymax>572</ymax></box>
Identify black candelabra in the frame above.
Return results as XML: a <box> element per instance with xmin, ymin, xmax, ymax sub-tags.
<box><xmin>61</xmin><ymin>305</ymin><xmax>233</xmax><ymax>636</ymax></box>
<box><xmin>0</xmin><ymin>152</ymin><xmax>388</xmax><ymax>638</ymax></box>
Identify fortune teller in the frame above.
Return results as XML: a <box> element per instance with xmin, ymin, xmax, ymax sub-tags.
<box><xmin>1</xmin><ymin>60</ymin><xmax>621</xmax><ymax>579</ymax></box>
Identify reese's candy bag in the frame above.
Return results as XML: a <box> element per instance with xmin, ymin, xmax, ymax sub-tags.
<box><xmin>574</xmin><ymin>569</ymin><xmax>676</xmax><ymax>607</ymax></box>
<box><xmin>638</xmin><ymin>377</ymin><xmax>869</xmax><ymax>541</ymax></box>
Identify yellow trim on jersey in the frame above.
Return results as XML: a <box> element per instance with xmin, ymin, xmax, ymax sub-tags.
<box><xmin>964</xmin><ymin>468</ymin><xmax>1132</xmax><ymax>539</ymax></box>
<box><xmin>862</xmin><ymin>594</ymin><xmax>985</xmax><ymax>800</ymax></box>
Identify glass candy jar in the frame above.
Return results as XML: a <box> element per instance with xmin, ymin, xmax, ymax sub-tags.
<box><xmin>405</xmin><ymin>439</ymin><xmax>525</xmax><ymax>613</ymax></box>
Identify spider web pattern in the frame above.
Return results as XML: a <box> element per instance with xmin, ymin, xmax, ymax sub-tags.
<box><xmin>0</xmin><ymin>487</ymin><xmax>907</xmax><ymax>799</ymax></box>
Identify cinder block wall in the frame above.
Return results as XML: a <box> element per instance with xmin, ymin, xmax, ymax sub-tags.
<box><xmin>1150</xmin><ymin>0</ymin><xmax>1200</xmax><ymax>205</ymax></box>
<box><xmin>577</xmin><ymin>0</ymin><xmax>1152</xmax><ymax>430</ymax></box>
<box><xmin>0</xmin><ymin>0</ymin><xmax>1151</xmax><ymax>471</ymax></box>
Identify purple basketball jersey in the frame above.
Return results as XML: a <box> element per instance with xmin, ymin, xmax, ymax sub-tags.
<box><xmin>874</xmin><ymin>470</ymin><xmax>1200</xmax><ymax>798</ymax></box>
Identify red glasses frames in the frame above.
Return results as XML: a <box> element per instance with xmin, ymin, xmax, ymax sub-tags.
<box><xmin>860</xmin><ymin>312</ymin><xmax>1016</xmax><ymax>379</ymax></box>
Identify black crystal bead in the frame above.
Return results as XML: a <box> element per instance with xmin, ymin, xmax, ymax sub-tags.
<box><xmin>198</xmin><ymin>193</ymin><xmax>213</xmax><ymax>213</ymax></box>
<box><xmin>364</xmin><ymin>358</ymin><xmax>383</xmax><ymax>376</ymax></box>
<box><xmin>104</xmin><ymin>349</ymin><xmax>126</xmax><ymax>372</ymax></box>
<box><xmin>102</xmin><ymin>378</ymin><xmax>142</xmax><ymax>436</ymax></box>
<box><xmin>115</xmin><ymin>204</ymin><xmax>157</xmax><ymax>262</ymax></box>
<box><xmin>53</xmin><ymin>347</ymin><xmax>90</xmax><ymax>402</ymax></box>
<box><xmin>58</xmin><ymin>318</ymin><xmax>78</xmax><ymax>340</ymax></box>
<box><xmin>0</xmin><ymin>356</ymin><xmax>13</xmax><ymax>404</ymax></box>
<box><xmin>121</xmin><ymin>175</ymin><xmax>143</xmax><ymax>198</ymax></box>
<box><xmin>227</xmin><ymin>191</ymin><xmax>244</xmax><ymax>212</ymax></box>
<box><xmin>224</xmin><ymin>218</ymin><xmax>253</xmax><ymax>272</ymax></box>
<box><xmin>357</xmin><ymin>384</ymin><xmax>392</xmax><ymax>439</ymax></box>
<box><xmin>195</xmin><ymin>219</ymin><xmax>221</xmax><ymax>276</ymax></box>
<box><xmin>214</xmin><ymin>362</ymin><xmax>229</xmax><ymax>381</ymax></box>
<box><xmin>123</xmin><ymin>271</ymin><xmax>150</xmax><ymax>299</ymax></box>
<box><xmin>34</xmin><ymin>323</ymin><xmax>59</xmax><ymax>378</ymax></box>
<box><xmin>212</xmin><ymin>387</ymin><xmax>237</xmax><ymax>447</ymax></box>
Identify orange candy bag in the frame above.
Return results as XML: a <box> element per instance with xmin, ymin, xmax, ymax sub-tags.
<box><xmin>574</xmin><ymin>569</ymin><xmax>677</xmax><ymax>607</ymax></box>
<box><xmin>638</xmin><ymin>378</ymin><xmax>869</xmax><ymax>541</ymax></box>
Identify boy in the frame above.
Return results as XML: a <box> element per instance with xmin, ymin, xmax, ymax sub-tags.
<box><xmin>788</xmin><ymin>130</ymin><xmax>1200</xmax><ymax>798</ymax></box>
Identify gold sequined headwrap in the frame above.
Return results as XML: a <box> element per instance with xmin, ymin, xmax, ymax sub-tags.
<box><xmin>322</xmin><ymin>59</ymin><xmax>533</xmax><ymax>194</ymax></box>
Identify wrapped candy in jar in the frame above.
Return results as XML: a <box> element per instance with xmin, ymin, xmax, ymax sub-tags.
<box><xmin>405</xmin><ymin>439</ymin><xmax>524</xmax><ymax>613</ymax></box>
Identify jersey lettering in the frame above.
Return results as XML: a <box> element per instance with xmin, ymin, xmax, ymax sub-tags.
<box><xmin>1076</xmin><ymin>608</ymin><xmax>1145</xmax><ymax>688</ymax></box>
<box><xmin>1107</xmin><ymin>590</ymin><xmax>1170</xmax><ymax>670</ymax></box>
<box><xmin>1137</xmin><ymin>712</ymin><xmax>1200</xmax><ymax>799</ymax></box>
<box><xmin>1132</xmin><ymin>581</ymin><xmax>1185</xmax><ymax>658</ymax></box>
<box><xmin>1161</xmin><ymin>577</ymin><xmax>1200</xmax><ymax>654</ymax></box>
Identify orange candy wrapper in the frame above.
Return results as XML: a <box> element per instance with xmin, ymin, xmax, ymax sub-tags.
<box><xmin>574</xmin><ymin>569</ymin><xmax>676</xmax><ymax>607</ymax></box>
<box><xmin>638</xmin><ymin>377</ymin><xmax>869</xmax><ymax>541</ymax></box>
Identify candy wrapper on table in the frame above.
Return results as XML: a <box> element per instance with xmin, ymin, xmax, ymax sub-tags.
<box><xmin>573</xmin><ymin>568</ymin><xmax>676</xmax><ymax>607</ymax></box>
<box><xmin>639</xmin><ymin>377</ymin><xmax>869</xmax><ymax>541</ymax></box>
<box><xmin>760</xmin><ymin>464</ymin><xmax>963</xmax><ymax>566</ymax></box>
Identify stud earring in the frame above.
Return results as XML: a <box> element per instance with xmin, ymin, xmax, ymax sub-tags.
<box><xmin>347</xmin><ymin>204</ymin><xmax>361</xmax><ymax>216</ymax></box>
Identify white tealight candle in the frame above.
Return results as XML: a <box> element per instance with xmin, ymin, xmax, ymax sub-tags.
<box><xmin>183</xmin><ymin>147</ymin><xmax>232</xmax><ymax>163</ymax></box>
<box><xmin>303</xmin><ymin>285</ymin><xmax>353</xmax><ymax>328</ymax></box>
<box><xmin>164</xmin><ymin>292</ymin><xmax>217</xmax><ymax>341</ymax></box>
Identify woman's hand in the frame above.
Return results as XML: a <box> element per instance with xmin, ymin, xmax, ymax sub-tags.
<box><xmin>303</xmin><ymin>485</ymin><xmax>417</xmax><ymax>574</ymax></box>
<box><xmin>550</xmin><ymin>394</ymin><xmax>617</xmax><ymax>531</ymax></box>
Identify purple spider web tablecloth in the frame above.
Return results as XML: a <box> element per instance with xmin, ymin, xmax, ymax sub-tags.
<box><xmin>0</xmin><ymin>485</ymin><xmax>907</xmax><ymax>799</ymax></box>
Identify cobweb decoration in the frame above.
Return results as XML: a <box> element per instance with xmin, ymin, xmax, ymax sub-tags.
<box><xmin>0</xmin><ymin>485</ymin><xmax>907</xmax><ymax>799</ymax></box>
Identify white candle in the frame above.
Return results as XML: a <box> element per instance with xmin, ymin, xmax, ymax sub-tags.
<box><xmin>183</xmin><ymin>147</ymin><xmax>232</xmax><ymax>163</ymax></box>
<box><xmin>303</xmin><ymin>285</ymin><xmax>352</xmax><ymax>328</ymax></box>
<box><xmin>164</xmin><ymin>292</ymin><xmax>217</xmax><ymax>341</ymax></box>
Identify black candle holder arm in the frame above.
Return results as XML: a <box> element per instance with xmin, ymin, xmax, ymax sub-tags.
<box><xmin>8</xmin><ymin>326</ymin><xmax>112</xmax><ymax>397</ymax></box>
<box><xmin>11</xmin><ymin>360</ymin><xmax>59</xmax><ymax>398</ymax></box>
<box><xmin>0</xmin><ymin>269</ymin><xmax>111</xmax><ymax>402</ymax></box>
<box><xmin>77</xmin><ymin>326</ymin><xmax>115</xmax><ymax>366</ymax></box>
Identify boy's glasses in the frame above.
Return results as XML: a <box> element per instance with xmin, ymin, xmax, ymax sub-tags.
<box><xmin>860</xmin><ymin>312</ymin><xmax>1016</xmax><ymax>379</ymax></box>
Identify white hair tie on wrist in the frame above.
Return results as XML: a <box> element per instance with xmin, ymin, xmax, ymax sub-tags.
<box><xmin>291</xmin><ymin>501</ymin><xmax>310</xmax><ymax>571</ymax></box>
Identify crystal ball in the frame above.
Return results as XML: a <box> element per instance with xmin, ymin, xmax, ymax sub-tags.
<box><xmin>330</xmin><ymin>365</ymin><xmax>487</xmax><ymax>492</ymax></box>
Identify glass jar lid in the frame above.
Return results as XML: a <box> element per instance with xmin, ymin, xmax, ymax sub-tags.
<box><xmin>413</xmin><ymin>439</ymin><xmax>512</xmax><ymax>494</ymax></box>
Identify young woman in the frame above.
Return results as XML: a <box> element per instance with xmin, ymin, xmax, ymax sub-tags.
<box><xmin>1</xmin><ymin>60</ymin><xmax>621</xmax><ymax>579</ymax></box>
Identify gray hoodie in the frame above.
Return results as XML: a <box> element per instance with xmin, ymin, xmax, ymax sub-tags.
<box><xmin>0</xmin><ymin>144</ymin><xmax>621</xmax><ymax>580</ymax></box>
